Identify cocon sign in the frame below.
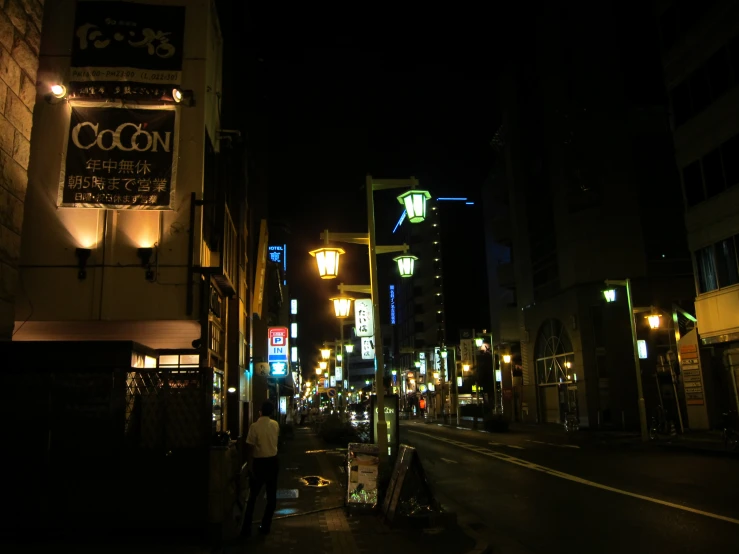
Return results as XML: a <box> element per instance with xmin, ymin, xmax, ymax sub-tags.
<box><xmin>71</xmin><ymin>122</ymin><xmax>172</xmax><ymax>152</ymax></box>
<box><xmin>59</xmin><ymin>104</ymin><xmax>178</xmax><ymax>210</ymax></box>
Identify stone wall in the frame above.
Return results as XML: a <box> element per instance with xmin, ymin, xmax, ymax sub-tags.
<box><xmin>0</xmin><ymin>0</ymin><xmax>42</xmax><ymax>339</ymax></box>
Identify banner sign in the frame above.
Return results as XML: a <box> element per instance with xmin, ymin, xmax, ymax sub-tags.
<box><xmin>70</xmin><ymin>1</ymin><xmax>185</xmax><ymax>99</ymax></box>
<box><xmin>355</xmin><ymin>299</ymin><xmax>373</xmax><ymax>337</ymax></box>
<box><xmin>58</xmin><ymin>104</ymin><xmax>177</xmax><ymax>209</ymax></box>
<box><xmin>361</xmin><ymin>337</ymin><xmax>375</xmax><ymax>360</ymax></box>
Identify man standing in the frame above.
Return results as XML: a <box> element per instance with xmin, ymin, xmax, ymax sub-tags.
<box><xmin>242</xmin><ymin>401</ymin><xmax>280</xmax><ymax>536</ymax></box>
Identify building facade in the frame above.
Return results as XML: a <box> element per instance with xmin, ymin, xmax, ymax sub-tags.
<box><xmin>657</xmin><ymin>0</ymin><xmax>739</xmax><ymax>419</ymax></box>
<box><xmin>485</xmin><ymin>1</ymin><xmax>696</xmax><ymax>429</ymax></box>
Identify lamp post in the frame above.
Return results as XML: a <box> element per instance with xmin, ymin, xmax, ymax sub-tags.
<box><xmin>604</xmin><ymin>279</ymin><xmax>648</xmax><ymax>442</ymax></box>
<box><xmin>331</xmin><ymin>295</ymin><xmax>353</xmax><ymax>415</ymax></box>
<box><xmin>310</xmin><ymin>175</ymin><xmax>431</xmax><ymax>461</ymax></box>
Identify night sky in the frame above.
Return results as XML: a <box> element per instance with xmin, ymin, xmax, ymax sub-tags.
<box><xmin>218</xmin><ymin>1</ymin><xmax>509</xmax><ymax>366</ymax></box>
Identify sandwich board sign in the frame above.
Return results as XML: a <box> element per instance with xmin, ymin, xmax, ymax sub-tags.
<box><xmin>268</xmin><ymin>327</ymin><xmax>289</xmax><ymax>377</ymax></box>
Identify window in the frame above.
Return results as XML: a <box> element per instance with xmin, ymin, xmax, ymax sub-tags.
<box><xmin>715</xmin><ymin>237</ymin><xmax>739</xmax><ymax>288</ymax></box>
<box><xmin>703</xmin><ymin>149</ymin><xmax>725</xmax><ymax>198</ymax></box>
<box><xmin>415</xmin><ymin>321</ymin><xmax>425</xmax><ymax>333</ymax></box>
<box><xmin>695</xmin><ymin>246</ymin><xmax>718</xmax><ymax>293</ymax></box>
<box><xmin>534</xmin><ymin>319</ymin><xmax>574</xmax><ymax>384</ymax></box>
<box><xmin>721</xmin><ymin>135</ymin><xmax>739</xmax><ymax>188</ymax></box>
<box><xmin>413</xmin><ymin>286</ymin><xmax>423</xmax><ymax>297</ymax></box>
<box><xmin>682</xmin><ymin>160</ymin><xmax>704</xmax><ymax>207</ymax></box>
<box><xmin>414</xmin><ymin>303</ymin><xmax>425</xmax><ymax>315</ymax></box>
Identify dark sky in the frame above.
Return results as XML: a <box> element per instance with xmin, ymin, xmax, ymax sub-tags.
<box><xmin>218</xmin><ymin>1</ymin><xmax>505</xmax><ymax>368</ymax></box>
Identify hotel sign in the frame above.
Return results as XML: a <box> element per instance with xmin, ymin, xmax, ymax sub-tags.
<box><xmin>59</xmin><ymin>104</ymin><xmax>178</xmax><ymax>209</ymax></box>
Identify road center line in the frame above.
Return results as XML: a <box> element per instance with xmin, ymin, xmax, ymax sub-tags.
<box><xmin>408</xmin><ymin>430</ymin><xmax>739</xmax><ymax>526</ymax></box>
<box><xmin>440</xmin><ymin>457</ymin><xmax>458</xmax><ymax>464</ymax></box>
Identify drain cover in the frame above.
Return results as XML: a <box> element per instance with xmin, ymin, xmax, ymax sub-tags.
<box><xmin>300</xmin><ymin>475</ymin><xmax>331</xmax><ymax>487</ymax></box>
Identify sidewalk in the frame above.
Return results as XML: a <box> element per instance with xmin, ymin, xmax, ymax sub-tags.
<box><xmin>224</xmin><ymin>425</ymin><xmax>483</xmax><ymax>554</ymax></box>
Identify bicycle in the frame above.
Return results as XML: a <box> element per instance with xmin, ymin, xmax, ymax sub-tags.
<box><xmin>564</xmin><ymin>411</ymin><xmax>579</xmax><ymax>432</ymax></box>
<box><xmin>721</xmin><ymin>411</ymin><xmax>738</xmax><ymax>451</ymax></box>
<box><xmin>649</xmin><ymin>405</ymin><xmax>676</xmax><ymax>441</ymax></box>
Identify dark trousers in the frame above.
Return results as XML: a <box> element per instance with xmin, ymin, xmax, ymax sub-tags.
<box><xmin>244</xmin><ymin>456</ymin><xmax>279</xmax><ymax>532</ymax></box>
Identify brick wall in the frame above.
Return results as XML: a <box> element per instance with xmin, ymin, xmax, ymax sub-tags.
<box><xmin>0</xmin><ymin>0</ymin><xmax>42</xmax><ymax>339</ymax></box>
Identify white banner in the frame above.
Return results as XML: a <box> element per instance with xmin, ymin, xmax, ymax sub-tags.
<box><xmin>361</xmin><ymin>337</ymin><xmax>375</xmax><ymax>360</ymax></box>
<box><xmin>354</xmin><ymin>299</ymin><xmax>374</xmax><ymax>337</ymax></box>
<box><xmin>335</xmin><ymin>366</ymin><xmax>343</xmax><ymax>381</ymax></box>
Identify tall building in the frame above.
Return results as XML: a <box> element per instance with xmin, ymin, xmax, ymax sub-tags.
<box><xmin>657</xmin><ymin>0</ymin><xmax>739</xmax><ymax>419</ymax></box>
<box><xmin>392</xmin><ymin>196</ymin><xmax>488</xmax><ymax>412</ymax></box>
<box><xmin>484</xmin><ymin>1</ymin><xmax>695</xmax><ymax>429</ymax></box>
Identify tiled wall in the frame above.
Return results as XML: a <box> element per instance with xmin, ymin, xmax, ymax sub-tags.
<box><xmin>0</xmin><ymin>0</ymin><xmax>43</xmax><ymax>338</ymax></box>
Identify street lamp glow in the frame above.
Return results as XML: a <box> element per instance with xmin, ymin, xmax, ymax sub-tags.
<box><xmin>331</xmin><ymin>296</ymin><xmax>353</xmax><ymax>318</ymax></box>
<box><xmin>647</xmin><ymin>314</ymin><xmax>662</xmax><ymax>329</ymax></box>
<box><xmin>441</xmin><ymin>349</ymin><xmax>448</xmax><ymax>359</ymax></box>
<box><xmin>345</xmin><ymin>343</ymin><xmax>354</xmax><ymax>354</ymax></box>
<box><xmin>393</xmin><ymin>254</ymin><xmax>418</xmax><ymax>278</ymax></box>
<box><xmin>475</xmin><ymin>337</ymin><xmax>483</xmax><ymax>347</ymax></box>
<box><xmin>50</xmin><ymin>84</ymin><xmax>67</xmax><ymax>98</ymax></box>
<box><xmin>503</xmin><ymin>354</ymin><xmax>511</xmax><ymax>364</ymax></box>
<box><xmin>319</xmin><ymin>361</ymin><xmax>328</xmax><ymax>370</ymax></box>
<box><xmin>463</xmin><ymin>364</ymin><xmax>471</xmax><ymax>372</ymax></box>
<box><xmin>315</xmin><ymin>367</ymin><xmax>323</xmax><ymax>375</ymax></box>
<box><xmin>309</xmin><ymin>246</ymin><xmax>345</xmax><ymax>279</ymax></box>
<box><xmin>320</xmin><ymin>348</ymin><xmax>331</xmax><ymax>360</ymax></box>
<box><xmin>397</xmin><ymin>189</ymin><xmax>432</xmax><ymax>223</ymax></box>
<box><xmin>603</xmin><ymin>289</ymin><xmax>616</xmax><ymax>302</ymax></box>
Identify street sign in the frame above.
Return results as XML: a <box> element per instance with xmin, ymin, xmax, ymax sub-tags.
<box><xmin>355</xmin><ymin>299</ymin><xmax>374</xmax><ymax>337</ymax></box>
<box><xmin>255</xmin><ymin>362</ymin><xmax>270</xmax><ymax>376</ymax></box>
<box><xmin>267</xmin><ymin>326</ymin><xmax>289</xmax><ymax>366</ymax></box>
<box><xmin>327</xmin><ymin>388</ymin><xmax>337</xmax><ymax>398</ymax></box>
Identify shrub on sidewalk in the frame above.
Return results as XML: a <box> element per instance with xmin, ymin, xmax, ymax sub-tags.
<box><xmin>319</xmin><ymin>414</ymin><xmax>360</xmax><ymax>446</ymax></box>
<box><xmin>484</xmin><ymin>413</ymin><xmax>509</xmax><ymax>432</ymax></box>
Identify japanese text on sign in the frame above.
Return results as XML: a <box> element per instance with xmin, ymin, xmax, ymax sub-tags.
<box><xmin>355</xmin><ymin>299</ymin><xmax>374</xmax><ymax>337</ymax></box>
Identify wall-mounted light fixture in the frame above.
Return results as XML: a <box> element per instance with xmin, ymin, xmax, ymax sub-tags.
<box><xmin>75</xmin><ymin>247</ymin><xmax>91</xmax><ymax>280</ymax></box>
<box><xmin>136</xmin><ymin>247</ymin><xmax>155</xmax><ymax>281</ymax></box>
<box><xmin>172</xmin><ymin>88</ymin><xmax>194</xmax><ymax>106</ymax></box>
<box><xmin>45</xmin><ymin>83</ymin><xmax>68</xmax><ymax>104</ymax></box>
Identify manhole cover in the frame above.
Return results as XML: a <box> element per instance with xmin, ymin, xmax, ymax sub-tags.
<box><xmin>300</xmin><ymin>475</ymin><xmax>331</xmax><ymax>487</ymax></box>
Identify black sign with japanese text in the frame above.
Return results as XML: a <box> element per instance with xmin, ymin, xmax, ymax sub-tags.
<box><xmin>70</xmin><ymin>1</ymin><xmax>185</xmax><ymax>98</ymax></box>
<box><xmin>58</xmin><ymin>104</ymin><xmax>178</xmax><ymax>210</ymax></box>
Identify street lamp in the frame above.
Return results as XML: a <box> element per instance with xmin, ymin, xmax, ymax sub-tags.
<box><xmin>647</xmin><ymin>314</ymin><xmax>662</xmax><ymax>329</ymax></box>
<box><xmin>397</xmin><ymin>189</ymin><xmax>432</xmax><ymax>223</ymax></box>
<box><xmin>320</xmin><ymin>348</ymin><xmax>331</xmax><ymax>360</ymax></box>
<box><xmin>345</xmin><ymin>343</ymin><xmax>354</xmax><ymax>353</ymax></box>
<box><xmin>319</xmin><ymin>361</ymin><xmax>328</xmax><ymax>370</ymax></box>
<box><xmin>393</xmin><ymin>255</ymin><xmax>418</xmax><ymax>278</ymax></box>
<box><xmin>309</xmin><ymin>245</ymin><xmax>345</xmax><ymax>279</ymax></box>
<box><xmin>331</xmin><ymin>296</ymin><xmax>353</xmax><ymax>318</ymax></box>
<box><xmin>604</xmin><ymin>278</ymin><xmax>648</xmax><ymax>442</ymax></box>
<box><xmin>475</xmin><ymin>337</ymin><xmax>483</xmax><ymax>348</ymax></box>
<box><xmin>503</xmin><ymin>354</ymin><xmax>511</xmax><ymax>364</ymax></box>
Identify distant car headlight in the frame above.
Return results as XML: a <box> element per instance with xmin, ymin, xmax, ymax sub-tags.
<box><xmin>363</xmin><ymin>411</ymin><xmax>369</xmax><ymax>418</ymax></box>
<box><xmin>350</xmin><ymin>412</ymin><xmax>356</xmax><ymax>419</ymax></box>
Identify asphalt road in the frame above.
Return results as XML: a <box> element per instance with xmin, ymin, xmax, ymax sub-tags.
<box><xmin>400</xmin><ymin>421</ymin><xmax>739</xmax><ymax>554</ymax></box>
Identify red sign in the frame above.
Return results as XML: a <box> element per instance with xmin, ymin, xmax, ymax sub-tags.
<box><xmin>502</xmin><ymin>388</ymin><xmax>513</xmax><ymax>400</ymax></box>
<box><xmin>268</xmin><ymin>327</ymin><xmax>288</xmax><ymax>347</ymax></box>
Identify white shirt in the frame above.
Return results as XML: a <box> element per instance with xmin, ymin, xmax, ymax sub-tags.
<box><xmin>246</xmin><ymin>416</ymin><xmax>280</xmax><ymax>458</ymax></box>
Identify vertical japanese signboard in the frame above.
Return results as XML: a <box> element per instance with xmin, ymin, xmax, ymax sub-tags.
<box><xmin>267</xmin><ymin>327</ymin><xmax>289</xmax><ymax>377</ymax></box>
<box><xmin>678</xmin><ymin>329</ymin><xmax>709</xmax><ymax>430</ymax></box>
<box><xmin>354</xmin><ymin>299</ymin><xmax>373</xmax><ymax>337</ymax></box>
<box><xmin>58</xmin><ymin>104</ymin><xmax>178</xmax><ymax>209</ymax></box>
<box><xmin>361</xmin><ymin>337</ymin><xmax>375</xmax><ymax>360</ymax></box>
<box><xmin>70</xmin><ymin>1</ymin><xmax>185</xmax><ymax>100</ymax></box>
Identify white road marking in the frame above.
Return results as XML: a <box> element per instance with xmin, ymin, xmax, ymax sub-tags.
<box><xmin>526</xmin><ymin>439</ymin><xmax>581</xmax><ymax>450</ymax></box>
<box><xmin>488</xmin><ymin>442</ymin><xmax>501</xmax><ymax>446</ymax></box>
<box><xmin>408</xmin><ymin>430</ymin><xmax>739</xmax><ymax>526</ymax></box>
<box><xmin>440</xmin><ymin>457</ymin><xmax>458</xmax><ymax>464</ymax></box>
<box><xmin>507</xmin><ymin>444</ymin><xmax>525</xmax><ymax>450</ymax></box>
